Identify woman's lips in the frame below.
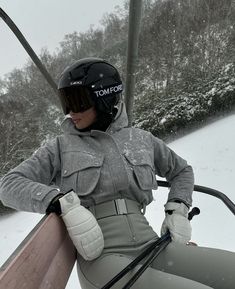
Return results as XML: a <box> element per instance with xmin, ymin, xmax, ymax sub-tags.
<box><xmin>72</xmin><ymin>118</ymin><xmax>81</xmax><ymax>124</ymax></box>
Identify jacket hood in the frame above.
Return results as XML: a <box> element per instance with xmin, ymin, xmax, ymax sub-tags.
<box><xmin>61</xmin><ymin>101</ymin><xmax>129</xmax><ymax>135</ymax></box>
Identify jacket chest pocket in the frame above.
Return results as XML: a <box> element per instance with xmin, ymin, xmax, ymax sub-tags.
<box><xmin>124</xmin><ymin>152</ymin><xmax>158</xmax><ymax>191</ymax></box>
<box><xmin>61</xmin><ymin>151</ymin><xmax>104</xmax><ymax>196</ymax></box>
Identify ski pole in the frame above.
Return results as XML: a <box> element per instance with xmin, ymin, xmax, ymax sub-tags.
<box><xmin>101</xmin><ymin>207</ymin><xmax>199</xmax><ymax>289</ymax></box>
<box><xmin>100</xmin><ymin>233</ymin><xmax>170</xmax><ymax>289</ymax></box>
<box><xmin>122</xmin><ymin>235</ymin><xmax>171</xmax><ymax>289</ymax></box>
<box><xmin>121</xmin><ymin>206</ymin><xmax>200</xmax><ymax>289</ymax></box>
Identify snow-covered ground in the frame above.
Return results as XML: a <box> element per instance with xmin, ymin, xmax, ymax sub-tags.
<box><xmin>0</xmin><ymin>114</ymin><xmax>235</xmax><ymax>288</ymax></box>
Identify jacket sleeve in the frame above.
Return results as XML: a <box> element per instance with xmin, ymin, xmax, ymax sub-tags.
<box><xmin>151</xmin><ymin>134</ymin><xmax>194</xmax><ymax>207</ymax></box>
<box><xmin>0</xmin><ymin>138</ymin><xmax>62</xmax><ymax>214</ymax></box>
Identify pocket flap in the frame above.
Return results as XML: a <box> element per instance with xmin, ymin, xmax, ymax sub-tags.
<box><xmin>62</xmin><ymin>151</ymin><xmax>104</xmax><ymax>177</ymax></box>
<box><xmin>124</xmin><ymin>151</ymin><xmax>153</xmax><ymax>169</ymax></box>
<box><xmin>124</xmin><ymin>151</ymin><xmax>158</xmax><ymax>190</ymax></box>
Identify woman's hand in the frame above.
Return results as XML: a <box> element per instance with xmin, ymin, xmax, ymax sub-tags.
<box><xmin>48</xmin><ymin>191</ymin><xmax>104</xmax><ymax>260</ymax></box>
<box><xmin>161</xmin><ymin>202</ymin><xmax>192</xmax><ymax>244</ymax></box>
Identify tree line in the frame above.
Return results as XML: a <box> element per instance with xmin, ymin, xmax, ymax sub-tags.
<box><xmin>0</xmin><ymin>0</ymin><xmax>235</xmax><ymax>211</ymax></box>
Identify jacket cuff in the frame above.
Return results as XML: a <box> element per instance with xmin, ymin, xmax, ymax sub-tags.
<box><xmin>31</xmin><ymin>188</ymin><xmax>63</xmax><ymax>214</ymax></box>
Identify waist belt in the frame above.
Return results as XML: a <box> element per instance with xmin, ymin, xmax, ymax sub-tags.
<box><xmin>88</xmin><ymin>199</ymin><xmax>143</xmax><ymax>220</ymax></box>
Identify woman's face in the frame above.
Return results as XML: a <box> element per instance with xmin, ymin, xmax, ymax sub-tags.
<box><xmin>69</xmin><ymin>107</ymin><xmax>97</xmax><ymax>129</ymax></box>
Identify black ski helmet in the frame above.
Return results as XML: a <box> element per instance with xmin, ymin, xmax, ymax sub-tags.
<box><xmin>58</xmin><ymin>57</ymin><xmax>123</xmax><ymax>115</ymax></box>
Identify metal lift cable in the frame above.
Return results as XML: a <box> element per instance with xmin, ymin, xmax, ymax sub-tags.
<box><xmin>0</xmin><ymin>7</ymin><xmax>58</xmax><ymax>95</ymax></box>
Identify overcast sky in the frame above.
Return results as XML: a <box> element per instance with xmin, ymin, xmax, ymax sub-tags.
<box><xmin>0</xmin><ymin>0</ymin><xmax>125</xmax><ymax>78</ymax></box>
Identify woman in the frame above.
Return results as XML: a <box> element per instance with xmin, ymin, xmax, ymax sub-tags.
<box><xmin>0</xmin><ymin>58</ymin><xmax>234</xmax><ymax>289</ymax></box>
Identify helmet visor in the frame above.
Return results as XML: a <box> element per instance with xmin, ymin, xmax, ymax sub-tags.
<box><xmin>58</xmin><ymin>86</ymin><xmax>95</xmax><ymax>114</ymax></box>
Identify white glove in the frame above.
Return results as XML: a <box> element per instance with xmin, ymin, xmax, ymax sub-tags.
<box><xmin>161</xmin><ymin>202</ymin><xmax>192</xmax><ymax>244</ymax></box>
<box><xmin>59</xmin><ymin>191</ymin><xmax>104</xmax><ymax>260</ymax></box>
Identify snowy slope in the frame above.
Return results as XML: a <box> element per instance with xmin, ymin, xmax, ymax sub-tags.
<box><xmin>146</xmin><ymin>114</ymin><xmax>235</xmax><ymax>252</ymax></box>
<box><xmin>0</xmin><ymin>114</ymin><xmax>235</xmax><ymax>288</ymax></box>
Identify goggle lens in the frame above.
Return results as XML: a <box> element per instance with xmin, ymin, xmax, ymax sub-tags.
<box><xmin>58</xmin><ymin>86</ymin><xmax>94</xmax><ymax>114</ymax></box>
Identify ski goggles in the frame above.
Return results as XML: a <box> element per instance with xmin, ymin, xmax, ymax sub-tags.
<box><xmin>58</xmin><ymin>86</ymin><xmax>95</xmax><ymax>114</ymax></box>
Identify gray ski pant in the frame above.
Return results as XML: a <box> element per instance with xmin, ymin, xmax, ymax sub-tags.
<box><xmin>76</xmin><ymin>212</ymin><xmax>235</xmax><ymax>289</ymax></box>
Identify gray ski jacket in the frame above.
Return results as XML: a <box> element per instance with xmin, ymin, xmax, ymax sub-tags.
<box><xmin>0</xmin><ymin>103</ymin><xmax>194</xmax><ymax>214</ymax></box>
